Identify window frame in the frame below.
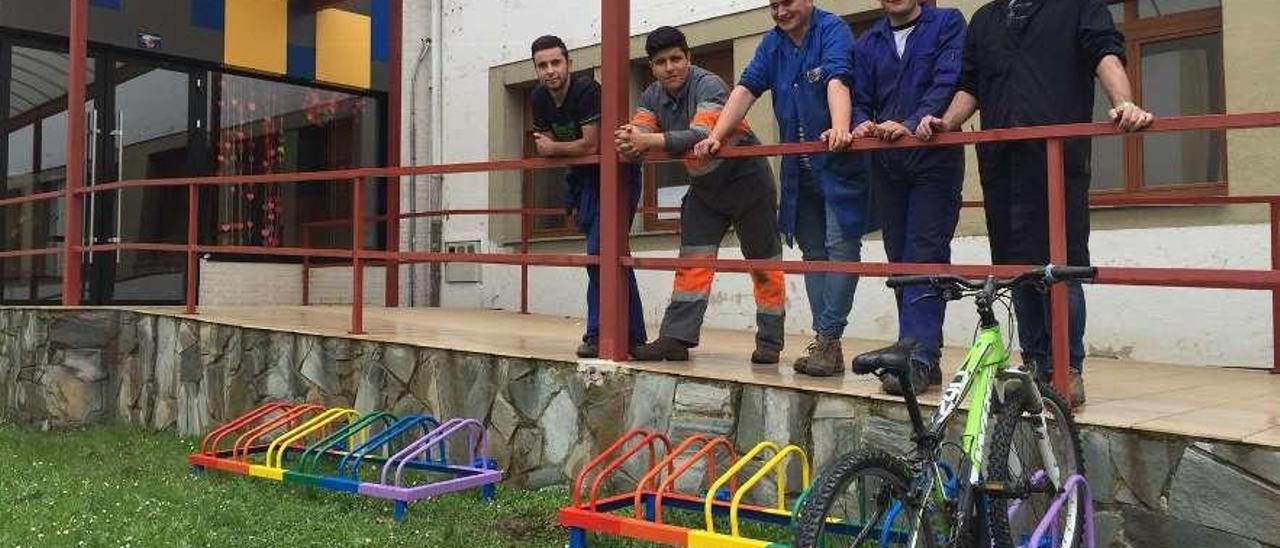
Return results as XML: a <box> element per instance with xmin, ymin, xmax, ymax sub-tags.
<box><xmin>1097</xmin><ymin>0</ymin><xmax>1226</xmax><ymax>198</ymax></box>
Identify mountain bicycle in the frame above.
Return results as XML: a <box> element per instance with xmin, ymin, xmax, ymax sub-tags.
<box><xmin>792</xmin><ymin>265</ymin><xmax>1092</xmax><ymax>548</ymax></box>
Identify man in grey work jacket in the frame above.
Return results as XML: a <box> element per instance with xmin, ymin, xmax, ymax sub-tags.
<box><xmin>616</xmin><ymin>26</ymin><xmax>787</xmax><ymax>365</ymax></box>
<box><xmin>695</xmin><ymin>0</ymin><xmax>874</xmax><ymax>377</ymax></box>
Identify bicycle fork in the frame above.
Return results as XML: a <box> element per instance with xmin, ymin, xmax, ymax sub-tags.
<box><xmin>998</xmin><ymin>369</ymin><xmax>1065</xmax><ymax>493</ymax></box>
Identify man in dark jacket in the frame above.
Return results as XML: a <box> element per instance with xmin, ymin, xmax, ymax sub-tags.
<box><xmin>918</xmin><ymin>0</ymin><xmax>1154</xmax><ymax>405</ymax></box>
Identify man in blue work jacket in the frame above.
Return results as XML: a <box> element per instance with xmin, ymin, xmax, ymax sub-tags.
<box><xmin>695</xmin><ymin>0</ymin><xmax>873</xmax><ymax>377</ymax></box>
<box><xmin>850</xmin><ymin>0</ymin><xmax>966</xmax><ymax>395</ymax></box>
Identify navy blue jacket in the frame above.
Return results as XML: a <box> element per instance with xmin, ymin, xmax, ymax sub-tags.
<box><xmin>854</xmin><ymin>4</ymin><xmax>966</xmax><ymax>171</ymax></box>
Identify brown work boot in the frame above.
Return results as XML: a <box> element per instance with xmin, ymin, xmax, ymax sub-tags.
<box><xmin>793</xmin><ymin>334</ymin><xmax>844</xmax><ymax>377</ymax></box>
<box><xmin>751</xmin><ymin>347</ymin><xmax>780</xmax><ymax>365</ymax></box>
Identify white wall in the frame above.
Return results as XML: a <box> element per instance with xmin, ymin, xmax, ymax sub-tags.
<box><xmin>199</xmin><ymin>260</ymin><xmax>303</xmax><ymax>306</ymax></box>
<box><xmin>198</xmin><ymin>261</ymin><xmax>387</xmax><ymax>306</ymax></box>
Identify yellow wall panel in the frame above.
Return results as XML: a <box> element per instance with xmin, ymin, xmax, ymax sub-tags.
<box><xmin>316</xmin><ymin>8</ymin><xmax>372</xmax><ymax>89</ymax></box>
<box><xmin>223</xmin><ymin>0</ymin><xmax>287</xmax><ymax>74</ymax></box>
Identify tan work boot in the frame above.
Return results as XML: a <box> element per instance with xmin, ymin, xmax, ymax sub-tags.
<box><xmin>1069</xmin><ymin>372</ymin><xmax>1086</xmax><ymax>407</ymax></box>
<box><xmin>793</xmin><ymin>334</ymin><xmax>844</xmax><ymax>377</ymax></box>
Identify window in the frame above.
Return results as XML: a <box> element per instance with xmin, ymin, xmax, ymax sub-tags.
<box><xmin>1093</xmin><ymin>0</ymin><xmax>1225</xmax><ymax>195</ymax></box>
<box><xmin>639</xmin><ymin>45</ymin><xmax>735</xmax><ymax>232</ymax></box>
<box><xmin>210</xmin><ymin>72</ymin><xmax>382</xmax><ymax>251</ymax></box>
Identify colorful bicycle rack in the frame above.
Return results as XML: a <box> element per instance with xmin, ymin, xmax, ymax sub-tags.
<box><xmin>558</xmin><ymin>429</ymin><xmax>811</xmax><ymax>548</ymax></box>
<box><xmin>187</xmin><ymin>402</ymin><xmax>502</xmax><ymax>521</ymax></box>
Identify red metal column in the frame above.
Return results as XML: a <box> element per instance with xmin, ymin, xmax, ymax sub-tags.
<box><xmin>1046</xmin><ymin>139</ymin><xmax>1070</xmax><ymax>398</ymax></box>
<box><xmin>351</xmin><ymin>178</ymin><xmax>366</xmax><ymax>334</ymax></box>
<box><xmin>1272</xmin><ymin>201</ymin><xmax>1279</xmax><ymax>374</ymax></box>
<box><xmin>302</xmin><ymin>229</ymin><xmax>312</xmax><ymax>305</ymax></box>
<box><xmin>185</xmin><ymin>184</ymin><xmax>198</xmax><ymax>314</ymax></box>
<box><xmin>597</xmin><ymin>0</ymin><xmax>631</xmax><ymax>360</ymax></box>
<box><xmin>520</xmin><ymin>209</ymin><xmax>530</xmax><ymax>314</ymax></box>
<box><xmin>383</xmin><ymin>0</ymin><xmax>404</xmax><ymax>307</ymax></box>
<box><xmin>61</xmin><ymin>0</ymin><xmax>88</xmax><ymax>306</ymax></box>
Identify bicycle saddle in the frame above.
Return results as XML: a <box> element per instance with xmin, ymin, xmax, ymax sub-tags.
<box><xmin>851</xmin><ymin>339</ymin><xmax>919</xmax><ymax>377</ymax></box>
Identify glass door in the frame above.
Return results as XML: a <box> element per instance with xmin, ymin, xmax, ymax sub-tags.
<box><xmin>0</xmin><ymin>36</ymin><xmax>102</xmax><ymax>303</ymax></box>
<box><xmin>88</xmin><ymin>56</ymin><xmax>205</xmax><ymax>304</ymax></box>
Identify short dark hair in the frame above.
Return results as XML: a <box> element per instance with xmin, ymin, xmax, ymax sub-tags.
<box><xmin>531</xmin><ymin>35</ymin><xmax>569</xmax><ymax>60</ymax></box>
<box><xmin>645</xmin><ymin>26</ymin><xmax>688</xmax><ymax>58</ymax></box>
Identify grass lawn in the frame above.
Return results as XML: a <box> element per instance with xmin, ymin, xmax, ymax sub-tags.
<box><xmin>0</xmin><ymin>423</ymin><xmax>795</xmax><ymax>548</ymax></box>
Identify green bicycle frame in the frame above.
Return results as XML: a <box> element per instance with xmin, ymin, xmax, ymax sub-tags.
<box><xmin>933</xmin><ymin>322</ymin><xmax>1010</xmax><ymax>483</ymax></box>
<box><xmin>901</xmin><ymin>323</ymin><xmax>1010</xmax><ymax>546</ymax></box>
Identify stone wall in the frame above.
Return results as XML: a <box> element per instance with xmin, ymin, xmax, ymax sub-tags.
<box><xmin>0</xmin><ymin>308</ymin><xmax>1276</xmax><ymax>547</ymax></box>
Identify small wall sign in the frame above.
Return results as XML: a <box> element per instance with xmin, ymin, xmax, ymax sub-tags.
<box><xmin>137</xmin><ymin>32</ymin><xmax>162</xmax><ymax>50</ymax></box>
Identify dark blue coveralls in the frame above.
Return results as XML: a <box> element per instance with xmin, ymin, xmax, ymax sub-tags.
<box><xmin>854</xmin><ymin>4</ymin><xmax>967</xmax><ymax>367</ymax></box>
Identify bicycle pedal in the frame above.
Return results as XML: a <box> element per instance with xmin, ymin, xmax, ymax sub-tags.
<box><xmin>979</xmin><ymin>480</ymin><xmax>1022</xmax><ymax>498</ymax></box>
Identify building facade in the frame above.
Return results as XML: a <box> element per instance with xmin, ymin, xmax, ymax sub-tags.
<box><xmin>0</xmin><ymin>0</ymin><xmax>399</xmax><ymax>304</ymax></box>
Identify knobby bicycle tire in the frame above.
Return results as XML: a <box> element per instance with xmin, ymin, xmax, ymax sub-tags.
<box><xmin>987</xmin><ymin>381</ymin><xmax>1086</xmax><ymax>548</ymax></box>
<box><xmin>793</xmin><ymin>449</ymin><xmax>944</xmax><ymax>548</ymax></box>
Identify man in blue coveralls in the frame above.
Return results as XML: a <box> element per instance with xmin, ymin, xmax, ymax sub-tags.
<box><xmin>528</xmin><ymin>35</ymin><xmax>647</xmax><ymax>358</ymax></box>
<box><xmin>695</xmin><ymin>0</ymin><xmax>872</xmax><ymax>377</ymax></box>
<box><xmin>850</xmin><ymin>0</ymin><xmax>966</xmax><ymax>395</ymax></box>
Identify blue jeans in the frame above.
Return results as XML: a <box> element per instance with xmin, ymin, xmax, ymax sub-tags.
<box><xmin>1014</xmin><ymin>282</ymin><xmax>1086</xmax><ymax>373</ymax></box>
<box><xmin>583</xmin><ymin>207</ymin><xmax>647</xmax><ymax>345</ymax></box>
<box><xmin>794</xmin><ymin>171</ymin><xmax>862</xmax><ymax>338</ymax></box>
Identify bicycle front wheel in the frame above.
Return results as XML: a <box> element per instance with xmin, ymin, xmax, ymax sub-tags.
<box><xmin>987</xmin><ymin>381</ymin><xmax>1086</xmax><ymax>548</ymax></box>
<box><xmin>793</xmin><ymin>449</ymin><xmax>947</xmax><ymax>548</ymax></box>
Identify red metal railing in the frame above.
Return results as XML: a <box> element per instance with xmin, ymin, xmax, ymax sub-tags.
<box><xmin>299</xmin><ymin>204</ymin><xmax>680</xmax><ymax>311</ymax></box>
<box><xmin>26</xmin><ymin>0</ymin><xmax>1280</xmax><ymax>404</ymax></box>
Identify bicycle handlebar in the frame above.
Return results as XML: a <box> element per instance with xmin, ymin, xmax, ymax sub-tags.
<box><xmin>885</xmin><ymin>265</ymin><xmax>1097</xmax><ymax>291</ymax></box>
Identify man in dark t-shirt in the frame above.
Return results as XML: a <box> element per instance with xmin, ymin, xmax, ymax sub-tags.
<box><xmin>528</xmin><ymin>35</ymin><xmax>646</xmax><ymax>358</ymax></box>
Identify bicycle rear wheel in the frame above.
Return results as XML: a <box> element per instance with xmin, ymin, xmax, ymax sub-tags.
<box><xmin>793</xmin><ymin>449</ymin><xmax>947</xmax><ymax>548</ymax></box>
<box><xmin>987</xmin><ymin>381</ymin><xmax>1086</xmax><ymax>548</ymax></box>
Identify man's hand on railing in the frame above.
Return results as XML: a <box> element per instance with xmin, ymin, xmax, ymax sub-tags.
<box><xmin>533</xmin><ymin>132</ymin><xmax>556</xmax><ymax>156</ymax></box>
<box><xmin>1110</xmin><ymin>101</ymin><xmax>1155</xmax><ymax>132</ymax></box>
<box><xmin>873</xmin><ymin>121</ymin><xmax>911</xmax><ymax>142</ymax></box>
<box><xmin>852</xmin><ymin>120</ymin><xmax>877</xmax><ymax>139</ymax></box>
<box><xmin>614</xmin><ymin>125</ymin><xmax>647</xmax><ymax>161</ymax></box>
<box><xmin>819</xmin><ymin>127</ymin><xmax>853</xmax><ymax>151</ymax></box>
<box><xmin>915</xmin><ymin>115</ymin><xmax>952</xmax><ymax>141</ymax></box>
<box><xmin>692</xmin><ymin>137</ymin><xmax>722</xmax><ymax>159</ymax></box>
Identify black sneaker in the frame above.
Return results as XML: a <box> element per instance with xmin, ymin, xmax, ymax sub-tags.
<box><xmin>630</xmin><ymin>337</ymin><xmax>690</xmax><ymax>361</ymax></box>
<box><xmin>576</xmin><ymin>338</ymin><xmax>598</xmax><ymax>359</ymax></box>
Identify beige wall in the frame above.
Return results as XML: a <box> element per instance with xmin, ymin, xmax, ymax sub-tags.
<box><xmin>488</xmin><ymin>0</ymin><xmax>1278</xmax><ymax>247</ymax></box>
<box><xmin>1222</xmin><ymin>0</ymin><xmax>1280</xmax><ymax>199</ymax></box>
